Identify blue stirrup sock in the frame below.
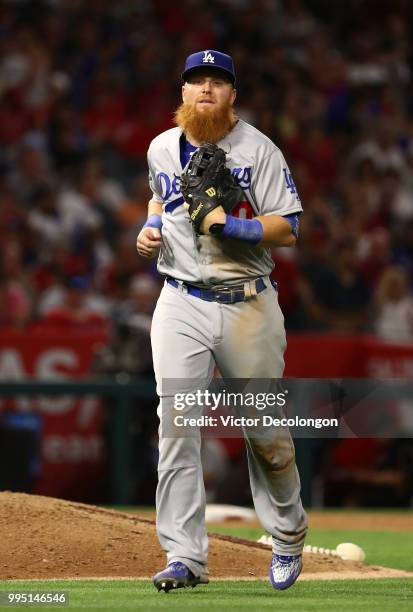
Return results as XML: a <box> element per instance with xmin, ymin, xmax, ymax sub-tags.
<box><xmin>221</xmin><ymin>216</ymin><xmax>263</xmax><ymax>244</ymax></box>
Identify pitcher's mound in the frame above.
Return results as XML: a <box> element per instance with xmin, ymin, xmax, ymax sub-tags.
<box><xmin>0</xmin><ymin>493</ymin><xmax>410</xmax><ymax>581</ymax></box>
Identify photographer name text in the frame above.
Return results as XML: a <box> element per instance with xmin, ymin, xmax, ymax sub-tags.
<box><xmin>173</xmin><ymin>415</ymin><xmax>338</xmax><ymax>429</ymax></box>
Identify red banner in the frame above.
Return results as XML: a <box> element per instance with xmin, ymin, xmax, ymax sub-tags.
<box><xmin>285</xmin><ymin>334</ymin><xmax>413</xmax><ymax>378</ymax></box>
<box><xmin>0</xmin><ymin>329</ymin><xmax>107</xmax><ymax>500</ymax></box>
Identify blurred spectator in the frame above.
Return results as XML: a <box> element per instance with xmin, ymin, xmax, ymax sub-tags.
<box><xmin>8</xmin><ymin>144</ymin><xmax>54</xmax><ymax>203</ymax></box>
<box><xmin>286</xmin><ymin>123</ymin><xmax>338</xmax><ymax>193</ymax></box>
<box><xmin>27</xmin><ymin>185</ymin><xmax>65</xmax><ymax>249</ymax></box>
<box><xmin>57</xmin><ymin>185</ymin><xmax>101</xmax><ymax>239</ymax></box>
<box><xmin>92</xmin><ymin>274</ymin><xmax>161</xmax><ymax>377</ymax></box>
<box><xmin>115</xmin><ymin>273</ymin><xmax>161</xmax><ymax>329</ymax></box>
<box><xmin>300</xmin><ymin>238</ymin><xmax>371</xmax><ymax>332</ymax></box>
<box><xmin>83</xmin><ymin>68</ymin><xmax>128</xmax><ymax>149</ymax></box>
<box><xmin>100</xmin><ymin>231</ymin><xmax>156</xmax><ymax>300</ymax></box>
<box><xmin>0</xmin><ymin>280</ymin><xmax>32</xmax><ymax>329</ymax></box>
<box><xmin>48</xmin><ymin>102</ymin><xmax>89</xmax><ymax>173</ymax></box>
<box><xmin>116</xmin><ymin>174</ymin><xmax>151</xmax><ymax>229</ymax></box>
<box><xmin>80</xmin><ymin>157</ymin><xmax>126</xmax><ymax>213</ymax></box>
<box><xmin>359</xmin><ymin>228</ymin><xmax>393</xmax><ymax>291</ymax></box>
<box><xmin>38</xmin><ymin>276</ymin><xmax>109</xmax><ymax>330</ymax></box>
<box><xmin>321</xmin><ymin>439</ymin><xmax>412</xmax><ymax>507</ymax></box>
<box><xmin>374</xmin><ymin>266</ymin><xmax>413</xmax><ymax>342</ymax></box>
<box><xmin>57</xmin><ymin>159</ymin><xmax>123</xmax><ymax>251</ymax></box>
<box><xmin>0</xmin><ymin>240</ymin><xmax>34</xmax><ymax>329</ymax></box>
<box><xmin>0</xmin><ymin>89</ymin><xmax>30</xmax><ymax>147</ymax></box>
<box><xmin>350</xmin><ymin>120</ymin><xmax>406</xmax><ymax>176</ymax></box>
<box><xmin>343</xmin><ymin>158</ymin><xmax>382</xmax><ymax>232</ymax></box>
<box><xmin>0</xmin><ymin>188</ymin><xmax>28</xmax><ymax>244</ymax></box>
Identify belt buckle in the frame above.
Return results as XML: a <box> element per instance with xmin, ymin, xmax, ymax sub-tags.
<box><xmin>216</xmin><ymin>286</ymin><xmax>240</xmax><ymax>304</ymax></box>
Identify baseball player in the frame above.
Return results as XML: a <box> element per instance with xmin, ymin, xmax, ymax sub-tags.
<box><xmin>136</xmin><ymin>50</ymin><xmax>307</xmax><ymax>593</ymax></box>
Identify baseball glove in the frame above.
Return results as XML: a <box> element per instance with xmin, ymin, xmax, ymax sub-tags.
<box><xmin>180</xmin><ymin>142</ymin><xmax>243</xmax><ymax>234</ymax></box>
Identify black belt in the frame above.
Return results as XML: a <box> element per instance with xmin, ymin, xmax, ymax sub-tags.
<box><xmin>166</xmin><ymin>277</ymin><xmax>274</xmax><ymax>304</ymax></box>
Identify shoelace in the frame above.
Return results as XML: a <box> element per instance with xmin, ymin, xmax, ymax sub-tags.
<box><xmin>167</xmin><ymin>562</ymin><xmax>195</xmax><ymax>579</ymax></box>
<box><xmin>274</xmin><ymin>555</ymin><xmax>298</xmax><ymax>565</ymax></box>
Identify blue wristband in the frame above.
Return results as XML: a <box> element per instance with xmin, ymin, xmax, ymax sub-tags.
<box><xmin>221</xmin><ymin>216</ymin><xmax>263</xmax><ymax>244</ymax></box>
<box><xmin>143</xmin><ymin>214</ymin><xmax>163</xmax><ymax>230</ymax></box>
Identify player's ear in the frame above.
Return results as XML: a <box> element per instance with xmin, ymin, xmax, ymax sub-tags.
<box><xmin>230</xmin><ymin>87</ymin><xmax>237</xmax><ymax>105</ymax></box>
<box><xmin>182</xmin><ymin>84</ymin><xmax>186</xmax><ymax>101</ymax></box>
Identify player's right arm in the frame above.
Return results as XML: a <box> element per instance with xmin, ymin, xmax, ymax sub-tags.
<box><xmin>136</xmin><ymin>199</ymin><xmax>163</xmax><ymax>259</ymax></box>
<box><xmin>250</xmin><ymin>147</ymin><xmax>303</xmax><ymax>242</ymax></box>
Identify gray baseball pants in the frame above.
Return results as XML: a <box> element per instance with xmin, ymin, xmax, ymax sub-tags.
<box><xmin>151</xmin><ymin>278</ymin><xmax>307</xmax><ymax>578</ymax></box>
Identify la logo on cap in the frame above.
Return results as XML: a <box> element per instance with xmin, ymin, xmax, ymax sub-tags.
<box><xmin>203</xmin><ymin>51</ymin><xmax>215</xmax><ymax>63</ymax></box>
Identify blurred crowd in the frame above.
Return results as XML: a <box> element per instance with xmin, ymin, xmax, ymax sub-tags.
<box><xmin>0</xmin><ymin>0</ymin><xmax>413</xmax><ymax>348</ymax></box>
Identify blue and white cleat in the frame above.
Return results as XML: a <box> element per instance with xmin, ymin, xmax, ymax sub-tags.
<box><xmin>269</xmin><ymin>554</ymin><xmax>302</xmax><ymax>590</ymax></box>
<box><xmin>152</xmin><ymin>562</ymin><xmax>209</xmax><ymax>593</ymax></box>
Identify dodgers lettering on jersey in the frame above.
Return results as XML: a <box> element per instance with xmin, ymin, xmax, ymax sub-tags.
<box><xmin>147</xmin><ymin>119</ymin><xmax>303</xmax><ymax>288</ymax></box>
<box><xmin>156</xmin><ymin>166</ymin><xmax>253</xmax><ymax>197</ymax></box>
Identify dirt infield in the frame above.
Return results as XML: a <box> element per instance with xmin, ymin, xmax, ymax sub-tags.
<box><xmin>0</xmin><ymin>493</ymin><xmax>411</xmax><ymax>581</ymax></box>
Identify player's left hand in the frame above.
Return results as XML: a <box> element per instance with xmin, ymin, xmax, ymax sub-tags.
<box><xmin>180</xmin><ymin>143</ymin><xmax>243</xmax><ymax>235</ymax></box>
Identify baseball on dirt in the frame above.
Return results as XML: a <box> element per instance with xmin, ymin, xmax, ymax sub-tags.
<box><xmin>336</xmin><ymin>542</ymin><xmax>366</xmax><ymax>562</ymax></box>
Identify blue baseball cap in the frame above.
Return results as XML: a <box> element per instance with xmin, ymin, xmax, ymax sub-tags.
<box><xmin>182</xmin><ymin>50</ymin><xmax>236</xmax><ymax>84</ymax></box>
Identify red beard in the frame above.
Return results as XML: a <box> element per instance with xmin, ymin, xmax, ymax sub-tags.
<box><xmin>174</xmin><ymin>101</ymin><xmax>237</xmax><ymax>144</ymax></box>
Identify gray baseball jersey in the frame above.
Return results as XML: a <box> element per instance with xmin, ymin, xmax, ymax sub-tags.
<box><xmin>147</xmin><ymin>119</ymin><xmax>303</xmax><ymax>287</ymax></box>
